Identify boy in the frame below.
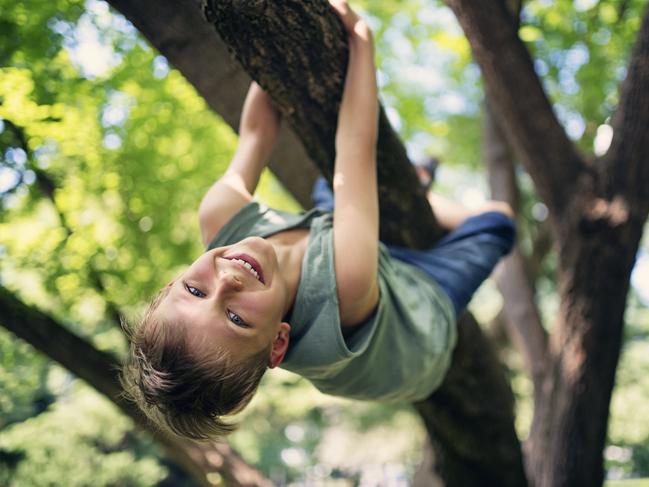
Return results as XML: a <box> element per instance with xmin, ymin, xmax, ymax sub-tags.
<box><xmin>121</xmin><ymin>0</ymin><xmax>515</xmax><ymax>441</ymax></box>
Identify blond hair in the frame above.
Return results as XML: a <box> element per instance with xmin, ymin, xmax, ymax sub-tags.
<box><xmin>120</xmin><ymin>287</ymin><xmax>269</xmax><ymax>440</ymax></box>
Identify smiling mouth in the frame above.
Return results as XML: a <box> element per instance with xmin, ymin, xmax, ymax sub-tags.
<box><xmin>223</xmin><ymin>253</ymin><xmax>265</xmax><ymax>284</ymax></box>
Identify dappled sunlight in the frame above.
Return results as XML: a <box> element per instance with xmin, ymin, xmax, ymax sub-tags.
<box><xmin>1</xmin><ymin>0</ymin><xmax>649</xmax><ymax>484</ymax></box>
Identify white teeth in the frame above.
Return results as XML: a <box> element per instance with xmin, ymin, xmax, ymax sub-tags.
<box><xmin>231</xmin><ymin>258</ymin><xmax>260</xmax><ymax>281</ymax></box>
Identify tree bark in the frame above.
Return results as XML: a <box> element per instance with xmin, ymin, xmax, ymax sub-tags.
<box><xmin>525</xmin><ymin>199</ymin><xmax>645</xmax><ymax>486</ymax></box>
<box><xmin>450</xmin><ymin>1</ymin><xmax>649</xmax><ymax>485</ymax></box>
<box><xmin>415</xmin><ymin>314</ymin><xmax>526</xmax><ymax>486</ymax></box>
<box><xmin>0</xmin><ymin>287</ymin><xmax>274</xmax><ymax>487</ymax></box>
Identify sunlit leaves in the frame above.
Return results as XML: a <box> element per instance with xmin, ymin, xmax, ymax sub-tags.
<box><xmin>0</xmin><ymin>379</ymin><xmax>166</xmax><ymax>487</ymax></box>
<box><xmin>359</xmin><ymin>0</ymin><xmax>478</xmax><ymax>165</ymax></box>
<box><xmin>1</xmin><ymin>3</ymin><xmax>243</xmax><ymax>483</ymax></box>
<box><xmin>1</xmin><ymin>0</ymin><xmax>648</xmax><ymax>482</ymax></box>
<box><xmin>521</xmin><ymin>0</ymin><xmax>644</xmax><ymax>149</ymax></box>
<box><xmin>519</xmin><ymin>25</ymin><xmax>543</xmax><ymax>42</ymax></box>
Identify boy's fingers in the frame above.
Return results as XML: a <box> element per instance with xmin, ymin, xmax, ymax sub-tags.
<box><xmin>328</xmin><ymin>0</ymin><xmax>347</xmax><ymax>14</ymax></box>
<box><xmin>328</xmin><ymin>0</ymin><xmax>348</xmax><ymax>20</ymax></box>
<box><xmin>328</xmin><ymin>0</ymin><xmax>359</xmax><ymax>30</ymax></box>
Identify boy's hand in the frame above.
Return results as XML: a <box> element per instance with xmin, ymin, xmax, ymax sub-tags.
<box><xmin>328</xmin><ymin>0</ymin><xmax>371</xmax><ymax>39</ymax></box>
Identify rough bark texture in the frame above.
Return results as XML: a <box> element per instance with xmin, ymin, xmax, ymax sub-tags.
<box><xmin>0</xmin><ymin>287</ymin><xmax>275</xmax><ymax>487</ymax></box>
<box><xmin>415</xmin><ymin>314</ymin><xmax>526</xmax><ymax>486</ymax></box>
<box><xmin>450</xmin><ymin>0</ymin><xmax>649</xmax><ymax>485</ymax></box>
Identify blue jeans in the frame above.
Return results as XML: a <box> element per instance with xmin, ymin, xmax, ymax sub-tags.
<box><xmin>312</xmin><ymin>177</ymin><xmax>335</xmax><ymax>212</ymax></box>
<box><xmin>387</xmin><ymin>212</ymin><xmax>515</xmax><ymax>315</ymax></box>
<box><xmin>312</xmin><ymin>177</ymin><xmax>516</xmax><ymax>315</ymax></box>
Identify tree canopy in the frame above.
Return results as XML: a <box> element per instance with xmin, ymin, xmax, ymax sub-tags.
<box><xmin>1</xmin><ymin>0</ymin><xmax>649</xmax><ymax>485</ymax></box>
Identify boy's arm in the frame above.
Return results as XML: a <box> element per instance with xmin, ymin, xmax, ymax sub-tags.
<box><xmin>198</xmin><ymin>82</ymin><xmax>280</xmax><ymax>246</ymax></box>
<box><xmin>330</xmin><ymin>0</ymin><xmax>380</xmax><ymax>327</ymax></box>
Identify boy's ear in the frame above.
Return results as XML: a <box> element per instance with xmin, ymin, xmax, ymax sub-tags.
<box><xmin>268</xmin><ymin>322</ymin><xmax>291</xmax><ymax>369</ymax></box>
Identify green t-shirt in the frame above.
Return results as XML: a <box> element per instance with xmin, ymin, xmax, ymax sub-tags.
<box><xmin>208</xmin><ymin>202</ymin><xmax>457</xmax><ymax>402</ymax></box>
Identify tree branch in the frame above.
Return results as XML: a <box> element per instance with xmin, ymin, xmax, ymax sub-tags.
<box><xmin>1</xmin><ymin>118</ymin><xmax>128</xmax><ymax>326</ymax></box>
<box><xmin>445</xmin><ymin>0</ymin><xmax>585</xmax><ymax>218</ymax></box>
<box><xmin>484</xmin><ymin>99</ymin><xmax>548</xmax><ymax>403</ymax></box>
<box><xmin>602</xmin><ymin>4</ymin><xmax>649</xmax><ymax>218</ymax></box>
<box><xmin>415</xmin><ymin>313</ymin><xmax>526</xmax><ymax>486</ymax></box>
<box><xmin>0</xmin><ymin>286</ymin><xmax>274</xmax><ymax>487</ymax></box>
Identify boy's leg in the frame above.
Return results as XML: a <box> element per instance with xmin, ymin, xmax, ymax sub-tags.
<box><xmin>427</xmin><ymin>191</ymin><xmax>513</xmax><ymax>230</ymax></box>
<box><xmin>388</xmin><ymin>207</ymin><xmax>516</xmax><ymax>316</ymax></box>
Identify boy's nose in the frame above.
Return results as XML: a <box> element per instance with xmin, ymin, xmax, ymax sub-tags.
<box><xmin>215</xmin><ymin>271</ymin><xmax>244</xmax><ymax>296</ymax></box>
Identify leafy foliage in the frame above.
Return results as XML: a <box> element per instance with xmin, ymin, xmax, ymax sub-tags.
<box><xmin>0</xmin><ymin>0</ymin><xmax>239</xmax><ymax>483</ymax></box>
<box><xmin>520</xmin><ymin>0</ymin><xmax>646</xmax><ymax>149</ymax></box>
<box><xmin>0</xmin><ymin>0</ymin><xmax>648</xmax><ymax>483</ymax></box>
<box><xmin>0</xmin><ymin>372</ymin><xmax>166</xmax><ymax>487</ymax></box>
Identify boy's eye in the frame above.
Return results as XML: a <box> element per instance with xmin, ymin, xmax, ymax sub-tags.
<box><xmin>185</xmin><ymin>283</ymin><xmax>206</xmax><ymax>298</ymax></box>
<box><xmin>227</xmin><ymin>310</ymin><xmax>248</xmax><ymax>328</ymax></box>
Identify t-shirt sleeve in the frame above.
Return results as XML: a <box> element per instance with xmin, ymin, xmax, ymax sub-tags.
<box><xmin>281</xmin><ymin>213</ymin><xmax>379</xmax><ymax>378</ymax></box>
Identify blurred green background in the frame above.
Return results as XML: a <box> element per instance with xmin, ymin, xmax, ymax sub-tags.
<box><xmin>1</xmin><ymin>0</ymin><xmax>648</xmax><ymax>485</ymax></box>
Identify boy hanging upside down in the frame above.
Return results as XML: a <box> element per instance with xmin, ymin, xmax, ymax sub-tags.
<box><xmin>121</xmin><ymin>0</ymin><xmax>515</xmax><ymax>440</ymax></box>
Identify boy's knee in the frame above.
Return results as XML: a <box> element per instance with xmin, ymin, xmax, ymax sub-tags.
<box><xmin>475</xmin><ymin>210</ymin><xmax>517</xmax><ymax>255</ymax></box>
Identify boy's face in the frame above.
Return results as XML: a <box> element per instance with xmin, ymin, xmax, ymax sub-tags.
<box><xmin>154</xmin><ymin>237</ymin><xmax>291</xmax><ymax>366</ymax></box>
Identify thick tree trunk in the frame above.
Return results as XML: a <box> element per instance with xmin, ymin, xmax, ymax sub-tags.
<box><xmin>526</xmin><ymin>194</ymin><xmax>645</xmax><ymax>487</ymax></box>
<box><xmin>450</xmin><ymin>1</ymin><xmax>649</xmax><ymax>485</ymax></box>
<box><xmin>0</xmin><ymin>287</ymin><xmax>274</xmax><ymax>487</ymax></box>
<box><xmin>415</xmin><ymin>314</ymin><xmax>526</xmax><ymax>486</ymax></box>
